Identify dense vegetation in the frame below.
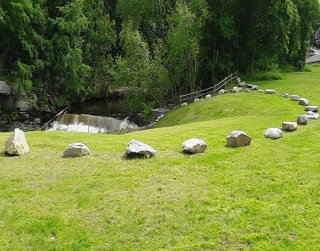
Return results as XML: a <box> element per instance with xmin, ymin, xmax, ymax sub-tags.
<box><xmin>1</xmin><ymin>65</ymin><xmax>320</xmax><ymax>249</ymax></box>
<box><xmin>0</xmin><ymin>0</ymin><xmax>320</xmax><ymax>110</ymax></box>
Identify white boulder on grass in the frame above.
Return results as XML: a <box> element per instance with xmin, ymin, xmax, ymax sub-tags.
<box><xmin>181</xmin><ymin>102</ymin><xmax>187</xmax><ymax>106</ymax></box>
<box><xmin>265</xmin><ymin>89</ymin><xmax>276</xmax><ymax>94</ymax></box>
<box><xmin>305</xmin><ymin>106</ymin><xmax>318</xmax><ymax>112</ymax></box>
<box><xmin>182</xmin><ymin>138</ymin><xmax>207</xmax><ymax>154</ymax></box>
<box><xmin>63</xmin><ymin>143</ymin><xmax>90</xmax><ymax>158</ymax></box>
<box><xmin>226</xmin><ymin>130</ymin><xmax>251</xmax><ymax>147</ymax></box>
<box><xmin>206</xmin><ymin>94</ymin><xmax>212</xmax><ymax>99</ymax></box>
<box><xmin>282</xmin><ymin>122</ymin><xmax>297</xmax><ymax>131</ymax></box>
<box><xmin>297</xmin><ymin>115</ymin><xmax>309</xmax><ymax>125</ymax></box>
<box><xmin>290</xmin><ymin>95</ymin><xmax>299</xmax><ymax>101</ymax></box>
<box><xmin>4</xmin><ymin>128</ymin><xmax>29</xmax><ymax>156</ymax></box>
<box><xmin>232</xmin><ymin>87</ymin><xmax>240</xmax><ymax>93</ymax></box>
<box><xmin>264</xmin><ymin>128</ymin><xmax>282</xmax><ymax>140</ymax></box>
<box><xmin>298</xmin><ymin>98</ymin><xmax>309</xmax><ymax>106</ymax></box>
<box><xmin>126</xmin><ymin>139</ymin><xmax>156</xmax><ymax>158</ymax></box>
<box><xmin>218</xmin><ymin>89</ymin><xmax>225</xmax><ymax>95</ymax></box>
<box><xmin>306</xmin><ymin>111</ymin><xmax>320</xmax><ymax>120</ymax></box>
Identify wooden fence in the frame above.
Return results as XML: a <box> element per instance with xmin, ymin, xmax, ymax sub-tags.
<box><xmin>178</xmin><ymin>71</ymin><xmax>238</xmax><ymax>105</ymax></box>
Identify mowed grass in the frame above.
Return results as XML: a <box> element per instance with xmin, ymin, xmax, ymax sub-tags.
<box><xmin>1</xmin><ymin>65</ymin><xmax>320</xmax><ymax>250</ymax></box>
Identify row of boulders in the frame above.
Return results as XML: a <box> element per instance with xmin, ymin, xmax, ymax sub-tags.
<box><xmin>3</xmin><ymin>129</ymin><xmax>254</xmax><ymax>158</ymax></box>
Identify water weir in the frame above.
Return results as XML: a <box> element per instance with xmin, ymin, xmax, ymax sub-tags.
<box><xmin>47</xmin><ymin>114</ymin><xmax>139</xmax><ymax>134</ymax></box>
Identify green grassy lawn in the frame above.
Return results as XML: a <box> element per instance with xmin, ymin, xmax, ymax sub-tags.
<box><xmin>1</xmin><ymin>65</ymin><xmax>320</xmax><ymax>250</ymax></box>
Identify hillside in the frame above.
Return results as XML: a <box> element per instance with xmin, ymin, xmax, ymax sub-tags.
<box><xmin>1</xmin><ymin>66</ymin><xmax>320</xmax><ymax>250</ymax></box>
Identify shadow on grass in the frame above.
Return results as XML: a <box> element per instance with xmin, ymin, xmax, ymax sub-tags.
<box><xmin>0</xmin><ymin>151</ymin><xmax>16</xmax><ymax>158</ymax></box>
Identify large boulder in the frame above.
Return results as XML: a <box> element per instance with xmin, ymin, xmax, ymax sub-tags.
<box><xmin>282</xmin><ymin>122</ymin><xmax>297</xmax><ymax>131</ymax></box>
<box><xmin>297</xmin><ymin>115</ymin><xmax>309</xmax><ymax>125</ymax></box>
<box><xmin>290</xmin><ymin>95</ymin><xmax>299</xmax><ymax>101</ymax></box>
<box><xmin>264</xmin><ymin>128</ymin><xmax>282</xmax><ymax>140</ymax></box>
<box><xmin>63</xmin><ymin>143</ymin><xmax>90</xmax><ymax>158</ymax></box>
<box><xmin>182</xmin><ymin>138</ymin><xmax>207</xmax><ymax>154</ymax></box>
<box><xmin>126</xmin><ymin>139</ymin><xmax>156</xmax><ymax>158</ymax></box>
<box><xmin>4</xmin><ymin>128</ymin><xmax>29</xmax><ymax>156</ymax></box>
<box><xmin>306</xmin><ymin>111</ymin><xmax>319</xmax><ymax>120</ymax></box>
<box><xmin>298</xmin><ymin>98</ymin><xmax>309</xmax><ymax>106</ymax></box>
<box><xmin>305</xmin><ymin>106</ymin><xmax>318</xmax><ymax>112</ymax></box>
<box><xmin>226</xmin><ymin>130</ymin><xmax>251</xmax><ymax>147</ymax></box>
<box><xmin>265</xmin><ymin>89</ymin><xmax>276</xmax><ymax>94</ymax></box>
<box><xmin>0</xmin><ymin>81</ymin><xmax>10</xmax><ymax>95</ymax></box>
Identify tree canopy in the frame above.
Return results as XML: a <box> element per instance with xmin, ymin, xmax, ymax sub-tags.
<box><xmin>0</xmin><ymin>0</ymin><xmax>319</xmax><ymax>109</ymax></box>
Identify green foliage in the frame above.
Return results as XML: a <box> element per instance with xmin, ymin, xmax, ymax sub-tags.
<box><xmin>13</xmin><ymin>61</ymin><xmax>33</xmax><ymax>90</ymax></box>
<box><xmin>115</xmin><ymin>23</ymin><xmax>169</xmax><ymax>111</ymax></box>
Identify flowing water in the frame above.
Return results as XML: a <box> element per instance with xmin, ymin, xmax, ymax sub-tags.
<box><xmin>47</xmin><ymin>99</ymin><xmax>142</xmax><ymax>134</ymax></box>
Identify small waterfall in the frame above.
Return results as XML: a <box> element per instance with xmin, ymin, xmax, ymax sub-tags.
<box><xmin>47</xmin><ymin>114</ymin><xmax>139</xmax><ymax>133</ymax></box>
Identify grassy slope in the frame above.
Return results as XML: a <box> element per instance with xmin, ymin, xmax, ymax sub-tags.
<box><xmin>1</xmin><ymin>65</ymin><xmax>320</xmax><ymax>250</ymax></box>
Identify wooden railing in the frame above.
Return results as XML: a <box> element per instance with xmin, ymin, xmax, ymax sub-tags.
<box><xmin>178</xmin><ymin>71</ymin><xmax>238</xmax><ymax>105</ymax></box>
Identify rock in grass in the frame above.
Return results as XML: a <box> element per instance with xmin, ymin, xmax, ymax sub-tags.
<box><xmin>306</xmin><ymin>111</ymin><xmax>320</xmax><ymax>120</ymax></box>
<box><xmin>218</xmin><ymin>89</ymin><xmax>225</xmax><ymax>95</ymax></box>
<box><xmin>264</xmin><ymin>128</ymin><xmax>282</xmax><ymax>140</ymax></box>
<box><xmin>282</xmin><ymin>122</ymin><xmax>297</xmax><ymax>131</ymax></box>
<box><xmin>265</xmin><ymin>89</ymin><xmax>276</xmax><ymax>94</ymax></box>
<box><xmin>63</xmin><ymin>143</ymin><xmax>90</xmax><ymax>158</ymax></box>
<box><xmin>226</xmin><ymin>130</ymin><xmax>251</xmax><ymax>147</ymax></box>
<box><xmin>297</xmin><ymin>115</ymin><xmax>309</xmax><ymax>125</ymax></box>
<box><xmin>281</xmin><ymin>93</ymin><xmax>289</xmax><ymax>98</ymax></box>
<box><xmin>126</xmin><ymin>139</ymin><xmax>156</xmax><ymax>158</ymax></box>
<box><xmin>305</xmin><ymin>106</ymin><xmax>318</xmax><ymax>112</ymax></box>
<box><xmin>251</xmin><ymin>85</ymin><xmax>259</xmax><ymax>90</ymax></box>
<box><xmin>182</xmin><ymin>138</ymin><xmax>207</xmax><ymax>154</ymax></box>
<box><xmin>259</xmin><ymin>89</ymin><xmax>265</xmax><ymax>93</ymax></box>
<box><xmin>232</xmin><ymin>87</ymin><xmax>240</xmax><ymax>93</ymax></box>
<box><xmin>206</xmin><ymin>94</ymin><xmax>212</xmax><ymax>99</ymax></box>
<box><xmin>298</xmin><ymin>98</ymin><xmax>309</xmax><ymax>106</ymax></box>
<box><xmin>290</xmin><ymin>95</ymin><xmax>299</xmax><ymax>101</ymax></box>
<box><xmin>5</xmin><ymin>128</ymin><xmax>29</xmax><ymax>156</ymax></box>
<box><xmin>181</xmin><ymin>102</ymin><xmax>187</xmax><ymax>106</ymax></box>
<box><xmin>194</xmin><ymin>98</ymin><xmax>200</xmax><ymax>102</ymax></box>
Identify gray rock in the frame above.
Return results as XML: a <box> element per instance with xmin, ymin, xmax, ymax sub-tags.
<box><xmin>181</xmin><ymin>103</ymin><xmax>187</xmax><ymax>106</ymax></box>
<box><xmin>238</xmin><ymin>82</ymin><xmax>246</xmax><ymax>87</ymax></box>
<box><xmin>281</xmin><ymin>93</ymin><xmax>289</xmax><ymax>98</ymax></box>
<box><xmin>282</xmin><ymin>122</ymin><xmax>297</xmax><ymax>131</ymax></box>
<box><xmin>298</xmin><ymin>98</ymin><xmax>309</xmax><ymax>106</ymax></box>
<box><xmin>5</xmin><ymin>128</ymin><xmax>29</xmax><ymax>156</ymax></box>
<box><xmin>245</xmin><ymin>88</ymin><xmax>251</xmax><ymax>92</ymax></box>
<box><xmin>218</xmin><ymin>89</ymin><xmax>225</xmax><ymax>95</ymax></box>
<box><xmin>306</xmin><ymin>111</ymin><xmax>320</xmax><ymax>120</ymax></box>
<box><xmin>182</xmin><ymin>138</ymin><xmax>207</xmax><ymax>154</ymax></box>
<box><xmin>259</xmin><ymin>89</ymin><xmax>265</xmax><ymax>93</ymax></box>
<box><xmin>237</xmin><ymin>77</ymin><xmax>241</xmax><ymax>84</ymax></box>
<box><xmin>290</xmin><ymin>95</ymin><xmax>299</xmax><ymax>101</ymax></box>
<box><xmin>194</xmin><ymin>98</ymin><xmax>200</xmax><ymax>102</ymax></box>
<box><xmin>63</xmin><ymin>143</ymin><xmax>90</xmax><ymax>158</ymax></box>
<box><xmin>297</xmin><ymin>115</ymin><xmax>309</xmax><ymax>125</ymax></box>
<box><xmin>232</xmin><ymin>87</ymin><xmax>240</xmax><ymax>93</ymax></box>
<box><xmin>126</xmin><ymin>139</ymin><xmax>156</xmax><ymax>158</ymax></box>
<box><xmin>264</xmin><ymin>128</ymin><xmax>282</xmax><ymax>140</ymax></box>
<box><xmin>226</xmin><ymin>130</ymin><xmax>251</xmax><ymax>147</ymax></box>
<box><xmin>0</xmin><ymin>81</ymin><xmax>10</xmax><ymax>95</ymax></box>
<box><xmin>305</xmin><ymin>106</ymin><xmax>318</xmax><ymax>112</ymax></box>
<box><xmin>265</xmin><ymin>89</ymin><xmax>276</xmax><ymax>94</ymax></box>
<box><xmin>246</xmin><ymin>84</ymin><xmax>254</xmax><ymax>89</ymax></box>
<box><xmin>15</xmin><ymin>100</ymin><xmax>30</xmax><ymax>112</ymax></box>
<box><xmin>251</xmin><ymin>85</ymin><xmax>259</xmax><ymax>90</ymax></box>
<box><xmin>206</xmin><ymin>94</ymin><xmax>212</xmax><ymax>99</ymax></box>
